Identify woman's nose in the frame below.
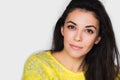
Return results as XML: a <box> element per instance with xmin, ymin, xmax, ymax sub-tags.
<box><xmin>74</xmin><ymin>31</ymin><xmax>82</xmax><ymax>42</ymax></box>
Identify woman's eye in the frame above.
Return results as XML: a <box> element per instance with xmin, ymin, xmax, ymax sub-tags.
<box><xmin>85</xmin><ymin>29</ymin><xmax>94</xmax><ymax>34</ymax></box>
<box><xmin>67</xmin><ymin>25</ymin><xmax>76</xmax><ymax>30</ymax></box>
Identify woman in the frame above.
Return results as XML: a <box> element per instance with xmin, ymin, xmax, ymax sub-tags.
<box><xmin>22</xmin><ymin>0</ymin><xmax>120</xmax><ymax>80</ymax></box>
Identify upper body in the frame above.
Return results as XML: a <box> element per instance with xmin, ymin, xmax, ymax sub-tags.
<box><xmin>22</xmin><ymin>51</ymin><xmax>85</xmax><ymax>80</ymax></box>
<box><xmin>22</xmin><ymin>0</ymin><xmax>120</xmax><ymax>80</ymax></box>
<box><xmin>22</xmin><ymin>51</ymin><xmax>119</xmax><ymax>80</ymax></box>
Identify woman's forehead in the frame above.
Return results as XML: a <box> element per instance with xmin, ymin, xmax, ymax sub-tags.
<box><xmin>65</xmin><ymin>9</ymin><xmax>99</xmax><ymax>28</ymax></box>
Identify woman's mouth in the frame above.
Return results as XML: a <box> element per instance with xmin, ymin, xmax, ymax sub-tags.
<box><xmin>70</xmin><ymin>44</ymin><xmax>83</xmax><ymax>50</ymax></box>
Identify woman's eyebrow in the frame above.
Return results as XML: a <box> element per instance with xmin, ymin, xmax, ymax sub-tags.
<box><xmin>66</xmin><ymin>21</ymin><xmax>77</xmax><ymax>25</ymax></box>
<box><xmin>86</xmin><ymin>25</ymin><xmax>97</xmax><ymax>30</ymax></box>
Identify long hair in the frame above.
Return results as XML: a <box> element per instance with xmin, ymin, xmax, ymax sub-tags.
<box><xmin>51</xmin><ymin>0</ymin><xmax>120</xmax><ymax>80</ymax></box>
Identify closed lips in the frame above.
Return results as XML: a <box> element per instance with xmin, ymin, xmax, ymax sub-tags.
<box><xmin>70</xmin><ymin>44</ymin><xmax>83</xmax><ymax>50</ymax></box>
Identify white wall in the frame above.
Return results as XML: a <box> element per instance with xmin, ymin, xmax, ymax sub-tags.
<box><xmin>0</xmin><ymin>0</ymin><xmax>119</xmax><ymax>80</ymax></box>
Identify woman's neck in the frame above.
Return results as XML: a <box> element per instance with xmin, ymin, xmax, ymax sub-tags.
<box><xmin>52</xmin><ymin>50</ymin><xmax>86</xmax><ymax>72</ymax></box>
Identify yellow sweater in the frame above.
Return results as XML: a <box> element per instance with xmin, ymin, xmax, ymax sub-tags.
<box><xmin>22</xmin><ymin>51</ymin><xmax>85</xmax><ymax>80</ymax></box>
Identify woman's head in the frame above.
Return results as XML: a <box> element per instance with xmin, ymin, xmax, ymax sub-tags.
<box><xmin>60</xmin><ymin>8</ymin><xmax>101</xmax><ymax>58</ymax></box>
<box><xmin>52</xmin><ymin>0</ymin><xmax>114</xmax><ymax>53</ymax></box>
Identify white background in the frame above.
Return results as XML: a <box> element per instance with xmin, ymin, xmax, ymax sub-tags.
<box><xmin>0</xmin><ymin>0</ymin><xmax>120</xmax><ymax>80</ymax></box>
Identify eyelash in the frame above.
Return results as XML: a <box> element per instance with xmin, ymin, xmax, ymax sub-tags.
<box><xmin>67</xmin><ymin>25</ymin><xmax>76</xmax><ymax>30</ymax></box>
<box><xmin>85</xmin><ymin>29</ymin><xmax>94</xmax><ymax>34</ymax></box>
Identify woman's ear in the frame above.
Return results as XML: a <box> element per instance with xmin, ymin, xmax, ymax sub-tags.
<box><xmin>61</xmin><ymin>27</ymin><xmax>64</xmax><ymax>36</ymax></box>
<box><xmin>95</xmin><ymin>36</ymin><xmax>101</xmax><ymax>44</ymax></box>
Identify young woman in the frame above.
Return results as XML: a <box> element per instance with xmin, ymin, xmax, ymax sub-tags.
<box><xmin>22</xmin><ymin>0</ymin><xmax>120</xmax><ymax>80</ymax></box>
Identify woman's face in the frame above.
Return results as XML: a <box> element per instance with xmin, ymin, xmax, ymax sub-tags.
<box><xmin>61</xmin><ymin>9</ymin><xmax>101</xmax><ymax>59</ymax></box>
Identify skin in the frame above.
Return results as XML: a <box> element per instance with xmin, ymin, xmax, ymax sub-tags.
<box><xmin>53</xmin><ymin>9</ymin><xmax>101</xmax><ymax>72</ymax></box>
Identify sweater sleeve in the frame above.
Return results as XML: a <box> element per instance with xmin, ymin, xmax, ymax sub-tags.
<box><xmin>22</xmin><ymin>54</ymin><xmax>47</xmax><ymax>80</ymax></box>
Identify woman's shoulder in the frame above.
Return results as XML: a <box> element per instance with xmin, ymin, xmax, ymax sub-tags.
<box><xmin>23</xmin><ymin>50</ymin><xmax>52</xmax><ymax>70</ymax></box>
<box><xmin>22</xmin><ymin>51</ymin><xmax>52</xmax><ymax>80</ymax></box>
<box><xmin>26</xmin><ymin>50</ymin><xmax>51</xmax><ymax>62</ymax></box>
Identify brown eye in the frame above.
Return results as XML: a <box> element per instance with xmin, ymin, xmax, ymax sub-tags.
<box><xmin>85</xmin><ymin>29</ymin><xmax>94</xmax><ymax>34</ymax></box>
<box><xmin>67</xmin><ymin>25</ymin><xmax>76</xmax><ymax>30</ymax></box>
